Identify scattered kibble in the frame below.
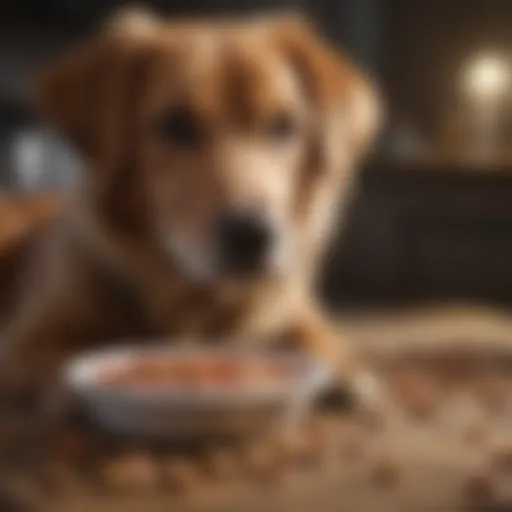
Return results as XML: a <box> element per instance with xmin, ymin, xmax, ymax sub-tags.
<box><xmin>336</xmin><ymin>421</ymin><xmax>365</xmax><ymax>462</ymax></box>
<box><xmin>100</xmin><ymin>452</ymin><xmax>159</xmax><ymax>493</ymax></box>
<box><xmin>358</xmin><ymin>408</ymin><xmax>386</xmax><ymax>433</ymax></box>
<box><xmin>463</xmin><ymin>423</ymin><xmax>487</xmax><ymax>446</ymax></box>
<box><xmin>51</xmin><ymin>429</ymin><xmax>94</xmax><ymax>466</ymax></box>
<box><xmin>477</xmin><ymin>377</ymin><xmax>509</xmax><ymax>415</ymax></box>
<box><xmin>241</xmin><ymin>443</ymin><xmax>276</xmax><ymax>474</ymax></box>
<box><xmin>370</xmin><ymin>458</ymin><xmax>401</xmax><ymax>488</ymax></box>
<box><xmin>162</xmin><ymin>458</ymin><xmax>199</xmax><ymax>494</ymax></box>
<box><xmin>271</xmin><ymin>429</ymin><xmax>321</xmax><ymax>470</ymax></box>
<box><xmin>339</xmin><ymin>437</ymin><xmax>365</xmax><ymax>463</ymax></box>
<box><xmin>43</xmin><ymin>462</ymin><xmax>81</xmax><ymax>494</ymax></box>
<box><xmin>240</xmin><ymin>442</ymin><xmax>287</xmax><ymax>485</ymax></box>
<box><xmin>203</xmin><ymin>449</ymin><xmax>237</xmax><ymax>480</ymax></box>
<box><xmin>491</xmin><ymin>445</ymin><xmax>512</xmax><ymax>472</ymax></box>
<box><xmin>465</xmin><ymin>472</ymin><xmax>495</xmax><ymax>502</ymax></box>
<box><xmin>253</xmin><ymin>458</ymin><xmax>287</xmax><ymax>486</ymax></box>
<box><xmin>390</xmin><ymin>370</ymin><xmax>439</xmax><ymax>420</ymax></box>
<box><xmin>303</xmin><ymin>419</ymin><xmax>333</xmax><ymax>466</ymax></box>
<box><xmin>273</xmin><ymin>431</ymin><xmax>302</xmax><ymax>460</ymax></box>
<box><xmin>7</xmin><ymin>349</ymin><xmax>512</xmax><ymax>506</ymax></box>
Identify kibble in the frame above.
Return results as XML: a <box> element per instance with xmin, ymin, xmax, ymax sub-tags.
<box><xmin>253</xmin><ymin>459</ymin><xmax>287</xmax><ymax>486</ymax></box>
<box><xmin>358</xmin><ymin>408</ymin><xmax>386</xmax><ymax>433</ymax></box>
<box><xmin>51</xmin><ymin>429</ymin><xmax>94</xmax><ymax>466</ymax></box>
<box><xmin>370</xmin><ymin>458</ymin><xmax>400</xmax><ymax>488</ymax></box>
<box><xmin>100</xmin><ymin>452</ymin><xmax>159</xmax><ymax>493</ymax></box>
<box><xmin>241</xmin><ymin>442</ymin><xmax>287</xmax><ymax>485</ymax></box>
<box><xmin>271</xmin><ymin>429</ymin><xmax>317</xmax><ymax>470</ymax></box>
<box><xmin>465</xmin><ymin>472</ymin><xmax>495</xmax><ymax>502</ymax></box>
<box><xmin>304</xmin><ymin>419</ymin><xmax>333</xmax><ymax>466</ymax></box>
<box><xmin>337</xmin><ymin>421</ymin><xmax>365</xmax><ymax>462</ymax></box>
<box><xmin>203</xmin><ymin>449</ymin><xmax>237</xmax><ymax>480</ymax></box>
<box><xmin>241</xmin><ymin>443</ymin><xmax>275</xmax><ymax>473</ymax></box>
<box><xmin>11</xmin><ymin>346</ymin><xmax>512</xmax><ymax>506</ymax></box>
<box><xmin>43</xmin><ymin>462</ymin><xmax>81</xmax><ymax>494</ymax></box>
<box><xmin>477</xmin><ymin>377</ymin><xmax>508</xmax><ymax>415</ymax></box>
<box><xmin>390</xmin><ymin>370</ymin><xmax>439</xmax><ymax>420</ymax></box>
<box><xmin>162</xmin><ymin>458</ymin><xmax>199</xmax><ymax>494</ymax></box>
<box><xmin>463</xmin><ymin>423</ymin><xmax>487</xmax><ymax>446</ymax></box>
<box><xmin>339</xmin><ymin>437</ymin><xmax>365</xmax><ymax>462</ymax></box>
<box><xmin>491</xmin><ymin>445</ymin><xmax>512</xmax><ymax>472</ymax></box>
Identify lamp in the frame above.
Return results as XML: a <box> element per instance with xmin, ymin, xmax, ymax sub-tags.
<box><xmin>461</xmin><ymin>54</ymin><xmax>511</xmax><ymax>163</ymax></box>
<box><xmin>463</xmin><ymin>55</ymin><xmax>510</xmax><ymax>103</ymax></box>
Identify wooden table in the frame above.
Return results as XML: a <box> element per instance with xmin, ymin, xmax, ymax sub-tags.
<box><xmin>8</xmin><ymin>307</ymin><xmax>512</xmax><ymax>512</ymax></box>
<box><xmin>37</xmin><ymin>410</ymin><xmax>494</xmax><ymax>512</ymax></box>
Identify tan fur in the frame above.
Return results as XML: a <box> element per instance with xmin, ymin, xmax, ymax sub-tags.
<box><xmin>0</xmin><ymin>12</ymin><xmax>381</xmax><ymax>393</ymax></box>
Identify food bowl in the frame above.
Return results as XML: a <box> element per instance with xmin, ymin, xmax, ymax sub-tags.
<box><xmin>63</xmin><ymin>346</ymin><xmax>332</xmax><ymax>438</ymax></box>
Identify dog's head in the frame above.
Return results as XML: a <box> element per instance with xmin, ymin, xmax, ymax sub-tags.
<box><xmin>36</xmin><ymin>10</ymin><xmax>381</xmax><ymax>283</ymax></box>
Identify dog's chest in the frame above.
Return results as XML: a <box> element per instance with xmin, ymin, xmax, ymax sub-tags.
<box><xmin>141</xmin><ymin>281</ymin><xmax>295</xmax><ymax>345</ymax></box>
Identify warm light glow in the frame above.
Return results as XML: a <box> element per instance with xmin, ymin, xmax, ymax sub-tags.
<box><xmin>463</xmin><ymin>55</ymin><xmax>511</xmax><ymax>101</ymax></box>
<box><xmin>461</xmin><ymin>55</ymin><xmax>510</xmax><ymax>162</ymax></box>
<box><xmin>464</xmin><ymin>55</ymin><xmax>511</xmax><ymax>99</ymax></box>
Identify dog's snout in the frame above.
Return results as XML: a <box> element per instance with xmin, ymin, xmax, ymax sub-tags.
<box><xmin>216</xmin><ymin>212</ymin><xmax>273</xmax><ymax>274</ymax></box>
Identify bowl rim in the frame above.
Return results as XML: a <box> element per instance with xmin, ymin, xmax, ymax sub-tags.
<box><xmin>62</xmin><ymin>343</ymin><xmax>333</xmax><ymax>406</ymax></box>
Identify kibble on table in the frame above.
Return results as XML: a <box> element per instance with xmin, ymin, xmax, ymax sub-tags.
<box><xmin>202</xmin><ymin>449</ymin><xmax>238</xmax><ymax>480</ymax></box>
<box><xmin>465</xmin><ymin>472</ymin><xmax>495</xmax><ymax>502</ymax></box>
<box><xmin>162</xmin><ymin>458</ymin><xmax>200</xmax><ymax>494</ymax></box>
<box><xmin>370</xmin><ymin>457</ymin><xmax>401</xmax><ymax>488</ymax></box>
<box><xmin>100</xmin><ymin>451</ymin><xmax>160</xmax><ymax>493</ymax></box>
<box><xmin>6</xmin><ymin>345</ymin><xmax>512</xmax><ymax>510</ymax></box>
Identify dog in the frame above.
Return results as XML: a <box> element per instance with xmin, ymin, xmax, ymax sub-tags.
<box><xmin>0</xmin><ymin>10</ymin><xmax>382</xmax><ymax>401</ymax></box>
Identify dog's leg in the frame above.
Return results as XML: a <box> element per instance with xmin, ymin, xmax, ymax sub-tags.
<box><xmin>0</xmin><ymin>308</ymin><xmax>72</xmax><ymax>400</ymax></box>
<box><xmin>0</xmin><ymin>279</ymin><xmax>112</xmax><ymax>402</ymax></box>
<box><xmin>221</xmin><ymin>285</ymin><xmax>383</xmax><ymax>410</ymax></box>
<box><xmin>283</xmin><ymin>301</ymin><xmax>383</xmax><ymax>410</ymax></box>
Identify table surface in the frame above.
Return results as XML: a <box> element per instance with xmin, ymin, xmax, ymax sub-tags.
<box><xmin>9</xmin><ymin>305</ymin><xmax>512</xmax><ymax>512</ymax></box>
<box><xmin>41</xmin><ymin>410</ymin><xmax>500</xmax><ymax>512</ymax></box>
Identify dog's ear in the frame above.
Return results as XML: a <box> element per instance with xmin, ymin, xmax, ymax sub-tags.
<box><xmin>272</xmin><ymin>16</ymin><xmax>383</xmax><ymax>165</ymax></box>
<box><xmin>34</xmin><ymin>7</ymin><xmax>160</xmax><ymax>173</ymax></box>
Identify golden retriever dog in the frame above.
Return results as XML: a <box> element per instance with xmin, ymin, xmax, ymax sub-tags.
<box><xmin>0</xmin><ymin>10</ymin><xmax>382</xmax><ymax>401</ymax></box>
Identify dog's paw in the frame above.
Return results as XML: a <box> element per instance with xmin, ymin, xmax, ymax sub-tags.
<box><xmin>318</xmin><ymin>370</ymin><xmax>389</xmax><ymax>414</ymax></box>
<box><xmin>317</xmin><ymin>381</ymin><xmax>359</xmax><ymax>411</ymax></box>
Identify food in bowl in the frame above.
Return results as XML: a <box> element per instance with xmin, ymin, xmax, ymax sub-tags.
<box><xmin>98</xmin><ymin>354</ymin><xmax>292</xmax><ymax>390</ymax></box>
<box><xmin>64</xmin><ymin>347</ymin><xmax>331</xmax><ymax>437</ymax></box>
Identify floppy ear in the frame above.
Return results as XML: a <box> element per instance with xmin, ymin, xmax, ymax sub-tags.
<box><xmin>34</xmin><ymin>8</ymin><xmax>160</xmax><ymax>174</ymax></box>
<box><xmin>273</xmin><ymin>16</ymin><xmax>383</xmax><ymax>165</ymax></box>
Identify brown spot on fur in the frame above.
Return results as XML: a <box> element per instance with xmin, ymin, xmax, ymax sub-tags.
<box><xmin>220</xmin><ymin>44</ymin><xmax>274</xmax><ymax>130</ymax></box>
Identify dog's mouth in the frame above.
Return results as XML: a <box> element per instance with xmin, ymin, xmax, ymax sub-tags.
<box><xmin>164</xmin><ymin>211</ymin><xmax>291</xmax><ymax>283</ymax></box>
<box><xmin>218</xmin><ymin>258</ymin><xmax>272</xmax><ymax>280</ymax></box>
<box><xmin>217</xmin><ymin>248</ymin><xmax>290</xmax><ymax>283</ymax></box>
<box><xmin>164</xmin><ymin>234</ymin><xmax>278</xmax><ymax>283</ymax></box>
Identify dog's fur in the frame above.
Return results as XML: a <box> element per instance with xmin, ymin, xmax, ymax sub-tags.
<box><xmin>0</xmin><ymin>11</ymin><xmax>381</xmax><ymax>394</ymax></box>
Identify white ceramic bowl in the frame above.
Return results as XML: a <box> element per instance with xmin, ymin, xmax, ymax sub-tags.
<box><xmin>63</xmin><ymin>346</ymin><xmax>332</xmax><ymax>438</ymax></box>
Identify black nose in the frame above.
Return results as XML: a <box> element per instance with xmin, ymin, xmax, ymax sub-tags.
<box><xmin>216</xmin><ymin>212</ymin><xmax>273</xmax><ymax>274</ymax></box>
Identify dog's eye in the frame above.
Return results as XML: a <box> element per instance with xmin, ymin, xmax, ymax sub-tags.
<box><xmin>155</xmin><ymin>107</ymin><xmax>204</xmax><ymax>148</ymax></box>
<box><xmin>265</xmin><ymin>112</ymin><xmax>297</xmax><ymax>141</ymax></box>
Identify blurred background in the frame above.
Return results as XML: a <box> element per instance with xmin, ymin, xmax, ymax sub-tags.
<box><xmin>2</xmin><ymin>0</ymin><xmax>512</xmax><ymax>313</ymax></box>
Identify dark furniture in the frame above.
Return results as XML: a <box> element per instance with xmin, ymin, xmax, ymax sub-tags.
<box><xmin>325</xmin><ymin>164</ymin><xmax>512</xmax><ymax>307</ymax></box>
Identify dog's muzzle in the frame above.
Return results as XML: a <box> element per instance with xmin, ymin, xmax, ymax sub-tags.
<box><xmin>215</xmin><ymin>211</ymin><xmax>274</xmax><ymax>276</ymax></box>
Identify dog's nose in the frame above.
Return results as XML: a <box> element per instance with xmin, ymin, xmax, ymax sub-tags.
<box><xmin>216</xmin><ymin>211</ymin><xmax>273</xmax><ymax>273</ymax></box>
